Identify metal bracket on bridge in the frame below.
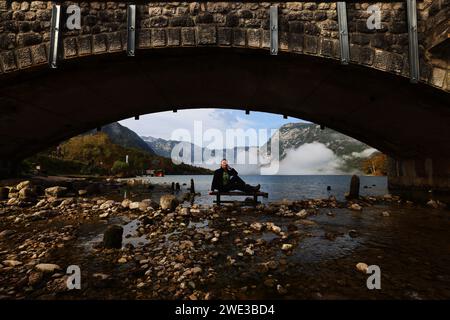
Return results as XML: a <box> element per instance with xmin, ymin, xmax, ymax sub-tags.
<box><xmin>127</xmin><ymin>4</ymin><xmax>136</xmax><ymax>56</ymax></box>
<box><xmin>49</xmin><ymin>4</ymin><xmax>61</xmax><ymax>69</ymax></box>
<box><xmin>406</xmin><ymin>0</ymin><xmax>419</xmax><ymax>83</ymax></box>
<box><xmin>337</xmin><ymin>2</ymin><xmax>350</xmax><ymax>65</ymax></box>
<box><xmin>269</xmin><ymin>5</ymin><xmax>278</xmax><ymax>55</ymax></box>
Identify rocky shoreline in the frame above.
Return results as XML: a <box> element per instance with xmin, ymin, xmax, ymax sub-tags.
<box><xmin>0</xmin><ymin>177</ymin><xmax>449</xmax><ymax>300</ymax></box>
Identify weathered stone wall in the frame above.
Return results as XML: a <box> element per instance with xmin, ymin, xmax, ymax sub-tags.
<box><xmin>388</xmin><ymin>156</ymin><xmax>450</xmax><ymax>192</ymax></box>
<box><xmin>420</xmin><ymin>0</ymin><xmax>449</xmax><ymax>89</ymax></box>
<box><xmin>0</xmin><ymin>1</ymin><xmax>448</xmax><ymax>91</ymax></box>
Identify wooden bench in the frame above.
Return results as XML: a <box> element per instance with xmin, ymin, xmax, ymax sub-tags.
<box><xmin>209</xmin><ymin>191</ymin><xmax>269</xmax><ymax>207</ymax></box>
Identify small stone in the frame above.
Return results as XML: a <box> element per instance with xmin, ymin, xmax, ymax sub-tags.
<box><xmin>356</xmin><ymin>262</ymin><xmax>368</xmax><ymax>273</ymax></box>
<box><xmin>180</xmin><ymin>207</ymin><xmax>190</xmax><ymax>216</ymax></box>
<box><xmin>16</xmin><ymin>181</ymin><xmax>31</xmax><ymax>190</ymax></box>
<box><xmin>211</xmin><ymin>237</ymin><xmax>219</xmax><ymax>243</ymax></box>
<box><xmin>296</xmin><ymin>209</ymin><xmax>308</xmax><ymax>218</ymax></box>
<box><xmin>0</xmin><ymin>230</ymin><xmax>14</xmax><ymax>239</ymax></box>
<box><xmin>250</xmin><ymin>222</ymin><xmax>263</xmax><ymax>231</ymax></box>
<box><xmin>381</xmin><ymin>211</ymin><xmax>390</xmax><ymax>217</ymax></box>
<box><xmin>350</xmin><ymin>203</ymin><xmax>362</xmax><ymax>211</ymax></box>
<box><xmin>35</xmin><ymin>263</ymin><xmax>61</xmax><ymax>273</ymax></box>
<box><xmin>28</xmin><ymin>271</ymin><xmax>43</xmax><ymax>286</ymax></box>
<box><xmin>427</xmin><ymin>200</ymin><xmax>439</xmax><ymax>209</ymax></box>
<box><xmin>78</xmin><ymin>189</ymin><xmax>88</xmax><ymax>196</ymax></box>
<box><xmin>160</xmin><ymin>194</ymin><xmax>179</xmax><ymax>210</ymax></box>
<box><xmin>264</xmin><ymin>278</ymin><xmax>276</xmax><ymax>287</ymax></box>
<box><xmin>117</xmin><ymin>257</ymin><xmax>127</xmax><ymax>264</ymax></box>
<box><xmin>277</xmin><ymin>284</ymin><xmax>288</xmax><ymax>295</ymax></box>
<box><xmin>121</xmin><ymin>199</ymin><xmax>131</xmax><ymax>208</ymax></box>
<box><xmin>267</xmin><ymin>222</ymin><xmax>281</xmax><ymax>234</ymax></box>
<box><xmin>99</xmin><ymin>200</ymin><xmax>115</xmax><ymax>210</ymax></box>
<box><xmin>281</xmin><ymin>243</ymin><xmax>293</xmax><ymax>251</ymax></box>
<box><xmin>3</xmin><ymin>260</ymin><xmax>22</xmax><ymax>267</ymax></box>
<box><xmin>99</xmin><ymin>212</ymin><xmax>109</xmax><ymax>219</ymax></box>
<box><xmin>45</xmin><ymin>186</ymin><xmax>67</xmax><ymax>198</ymax></box>
<box><xmin>129</xmin><ymin>202</ymin><xmax>140</xmax><ymax>210</ymax></box>
<box><xmin>348</xmin><ymin>230</ymin><xmax>358</xmax><ymax>238</ymax></box>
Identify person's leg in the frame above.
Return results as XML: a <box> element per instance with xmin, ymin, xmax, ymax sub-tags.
<box><xmin>229</xmin><ymin>176</ymin><xmax>259</xmax><ymax>192</ymax></box>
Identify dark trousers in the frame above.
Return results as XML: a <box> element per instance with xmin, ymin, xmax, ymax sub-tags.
<box><xmin>221</xmin><ymin>176</ymin><xmax>254</xmax><ymax>192</ymax></box>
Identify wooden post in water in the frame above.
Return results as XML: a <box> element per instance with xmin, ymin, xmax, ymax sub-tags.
<box><xmin>190</xmin><ymin>179</ymin><xmax>195</xmax><ymax>194</ymax></box>
<box><xmin>348</xmin><ymin>175</ymin><xmax>360</xmax><ymax>199</ymax></box>
<box><xmin>175</xmin><ymin>182</ymin><xmax>180</xmax><ymax>191</ymax></box>
<box><xmin>171</xmin><ymin>182</ymin><xmax>175</xmax><ymax>192</ymax></box>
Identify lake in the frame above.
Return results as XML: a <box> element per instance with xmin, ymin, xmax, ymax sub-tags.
<box><xmin>139</xmin><ymin>175</ymin><xmax>388</xmax><ymax>204</ymax></box>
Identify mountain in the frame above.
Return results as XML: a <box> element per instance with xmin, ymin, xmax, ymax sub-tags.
<box><xmin>141</xmin><ymin>136</ymin><xmax>253</xmax><ymax>166</ymax></box>
<box><xmin>92</xmin><ymin>123</ymin><xmax>155</xmax><ymax>154</ymax></box>
<box><xmin>143</xmin><ymin>123</ymin><xmax>380</xmax><ymax>174</ymax></box>
<box><xmin>262</xmin><ymin>123</ymin><xmax>377</xmax><ymax>173</ymax></box>
<box><xmin>141</xmin><ymin>136</ymin><xmax>182</xmax><ymax>158</ymax></box>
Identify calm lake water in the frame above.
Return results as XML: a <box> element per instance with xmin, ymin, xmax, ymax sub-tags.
<box><xmin>139</xmin><ymin>175</ymin><xmax>388</xmax><ymax>204</ymax></box>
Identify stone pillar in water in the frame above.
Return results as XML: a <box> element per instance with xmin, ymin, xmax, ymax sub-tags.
<box><xmin>348</xmin><ymin>175</ymin><xmax>360</xmax><ymax>199</ymax></box>
<box><xmin>190</xmin><ymin>179</ymin><xmax>195</xmax><ymax>194</ymax></box>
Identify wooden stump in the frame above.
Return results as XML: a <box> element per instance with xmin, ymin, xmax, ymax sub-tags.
<box><xmin>103</xmin><ymin>225</ymin><xmax>123</xmax><ymax>249</ymax></box>
<box><xmin>348</xmin><ymin>175</ymin><xmax>360</xmax><ymax>199</ymax></box>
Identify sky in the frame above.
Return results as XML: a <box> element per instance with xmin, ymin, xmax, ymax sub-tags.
<box><xmin>119</xmin><ymin>108</ymin><xmax>305</xmax><ymax>147</ymax></box>
<box><xmin>118</xmin><ymin>108</ymin><xmax>374</xmax><ymax>175</ymax></box>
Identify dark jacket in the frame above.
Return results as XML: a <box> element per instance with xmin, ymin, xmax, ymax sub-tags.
<box><xmin>211</xmin><ymin>167</ymin><xmax>238</xmax><ymax>191</ymax></box>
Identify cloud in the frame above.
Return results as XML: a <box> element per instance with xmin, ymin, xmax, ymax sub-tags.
<box><xmin>271</xmin><ymin>142</ymin><xmax>345</xmax><ymax>175</ymax></box>
<box><xmin>342</xmin><ymin>148</ymin><xmax>377</xmax><ymax>160</ymax></box>
<box><xmin>119</xmin><ymin>108</ymin><xmax>303</xmax><ymax>147</ymax></box>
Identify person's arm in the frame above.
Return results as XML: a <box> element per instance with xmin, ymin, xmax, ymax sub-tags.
<box><xmin>229</xmin><ymin>167</ymin><xmax>238</xmax><ymax>176</ymax></box>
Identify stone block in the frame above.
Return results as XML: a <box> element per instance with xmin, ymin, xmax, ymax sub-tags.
<box><xmin>181</xmin><ymin>27</ymin><xmax>195</xmax><ymax>46</ymax></box>
<box><xmin>196</xmin><ymin>25</ymin><xmax>216</xmax><ymax>45</ymax></box>
<box><xmin>151</xmin><ymin>28</ymin><xmax>166</xmax><ymax>47</ymax></box>
<box><xmin>16</xmin><ymin>47</ymin><xmax>32</xmax><ymax>68</ymax></box>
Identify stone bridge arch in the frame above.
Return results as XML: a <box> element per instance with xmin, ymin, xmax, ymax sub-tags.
<box><xmin>0</xmin><ymin>1</ymin><xmax>448</xmax><ymax>90</ymax></box>
<box><xmin>0</xmin><ymin>1</ymin><xmax>449</xmax><ymax>192</ymax></box>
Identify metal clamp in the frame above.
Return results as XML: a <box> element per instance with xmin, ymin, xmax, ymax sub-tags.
<box><xmin>127</xmin><ymin>4</ymin><xmax>136</xmax><ymax>56</ymax></box>
<box><xmin>407</xmin><ymin>0</ymin><xmax>419</xmax><ymax>83</ymax></box>
<box><xmin>49</xmin><ymin>4</ymin><xmax>61</xmax><ymax>68</ymax></box>
<box><xmin>270</xmin><ymin>6</ymin><xmax>278</xmax><ymax>55</ymax></box>
<box><xmin>337</xmin><ymin>2</ymin><xmax>350</xmax><ymax>65</ymax></box>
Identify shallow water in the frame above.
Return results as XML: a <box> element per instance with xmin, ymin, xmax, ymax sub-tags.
<box><xmin>135</xmin><ymin>175</ymin><xmax>388</xmax><ymax>204</ymax></box>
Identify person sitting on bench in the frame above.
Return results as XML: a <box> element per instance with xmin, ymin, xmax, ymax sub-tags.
<box><xmin>211</xmin><ymin>159</ymin><xmax>260</xmax><ymax>193</ymax></box>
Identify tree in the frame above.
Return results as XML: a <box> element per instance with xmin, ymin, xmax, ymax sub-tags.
<box><xmin>111</xmin><ymin>160</ymin><xmax>130</xmax><ymax>177</ymax></box>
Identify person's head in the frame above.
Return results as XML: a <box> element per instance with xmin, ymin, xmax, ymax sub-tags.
<box><xmin>221</xmin><ymin>159</ymin><xmax>228</xmax><ymax>170</ymax></box>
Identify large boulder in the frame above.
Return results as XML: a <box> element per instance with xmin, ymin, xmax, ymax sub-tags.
<box><xmin>139</xmin><ymin>199</ymin><xmax>159</xmax><ymax>211</ymax></box>
<box><xmin>99</xmin><ymin>200</ymin><xmax>115</xmax><ymax>210</ymax></box>
<box><xmin>121</xmin><ymin>199</ymin><xmax>131</xmax><ymax>208</ymax></box>
<box><xmin>103</xmin><ymin>225</ymin><xmax>123</xmax><ymax>249</ymax></box>
<box><xmin>160</xmin><ymin>194</ymin><xmax>179</xmax><ymax>211</ymax></box>
<box><xmin>18</xmin><ymin>186</ymin><xmax>36</xmax><ymax>201</ymax></box>
<box><xmin>16</xmin><ymin>180</ymin><xmax>31</xmax><ymax>190</ymax></box>
<box><xmin>45</xmin><ymin>186</ymin><xmax>67</xmax><ymax>198</ymax></box>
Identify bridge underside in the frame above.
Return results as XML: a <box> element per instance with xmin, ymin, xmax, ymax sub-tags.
<box><xmin>0</xmin><ymin>48</ymin><xmax>449</xmax><ymax>190</ymax></box>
